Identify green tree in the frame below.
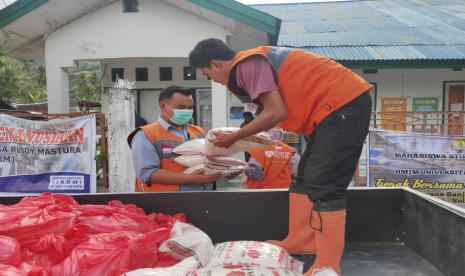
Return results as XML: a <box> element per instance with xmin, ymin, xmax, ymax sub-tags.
<box><xmin>69</xmin><ymin>70</ymin><xmax>101</xmax><ymax>102</ymax></box>
<box><xmin>1</xmin><ymin>39</ymin><xmax>101</xmax><ymax>105</ymax></box>
<box><xmin>0</xmin><ymin>40</ymin><xmax>47</xmax><ymax>104</ymax></box>
<box><xmin>68</xmin><ymin>61</ymin><xmax>101</xmax><ymax>102</ymax></box>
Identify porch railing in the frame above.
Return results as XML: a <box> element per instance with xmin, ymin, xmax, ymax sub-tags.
<box><xmin>370</xmin><ymin>111</ymin><xmax>465</xmax><ymax>136</ymax></box>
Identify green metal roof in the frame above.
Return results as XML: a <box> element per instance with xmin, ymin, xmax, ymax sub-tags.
<box><xmin>0</xmin><ymin>0</ymin><xmax>48</xmax><ymax>29</ymax></box>
<box><xmin>254</xmin><ymin>0</ymin><xmax>465</xmax><ymax>65</ymax></box>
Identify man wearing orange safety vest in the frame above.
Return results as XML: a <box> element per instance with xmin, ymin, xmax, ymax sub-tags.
<box><xmin>189</xmin><ymin>39</ymin><xmax>372</xmax><ymax>275</ymax></box>
<box><xmin>245</xmin><ymin>141</ymin><xmax>300</xmax><ymax>189</ymax></box>
<box><xmin>127</xmin><ymin>85</ymin><xmax>222</xmax><ymax>192</ymax></box>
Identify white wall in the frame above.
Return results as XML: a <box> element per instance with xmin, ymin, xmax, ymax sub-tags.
<box><xmin>46</xmin><ymin>0</ymin><xmax>227</xmax><ymax>62</ymax></box>
<box><xmin>45</xmin><ymin>0</ymin><xmax>228</xmax><ymax>113</ymax></box>
<box><xmin>101</xmin><ymin>57</ymin><xmax>210</xmax><ymax>89</ymax></box>
<box><xmin>355</xmin><ymin>68</ymin><xmax>465</xmax><ymax>111</ymax></box>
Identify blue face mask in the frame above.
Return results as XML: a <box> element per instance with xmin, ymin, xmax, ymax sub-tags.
<box><xmin>170</xmin><ymin>109</ymin><xmax>193</xmax><ymax>125</ymax></box>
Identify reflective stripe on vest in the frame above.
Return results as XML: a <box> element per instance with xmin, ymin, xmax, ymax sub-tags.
<box><xmin>228</xmin><ymin>46</ymin><xmax>372</xmax><ymax>135</ymax></box>
<box><xmin>136</xmin><ymin>121</ymin><xmax>204</xmax><ymax>192</ymax></box>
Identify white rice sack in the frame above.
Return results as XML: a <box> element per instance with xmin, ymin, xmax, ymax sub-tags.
<box><xmin>204</xmin><ymin>128</ymin><xmax>273</xmax><ymax>156</ymax></box>
<box><xmin>220</xmin><ymin>166</ymin><xmax>246</xmax><ymax>177</ymax></box>
<box><xmin>123</xmin><ymin>256</ymin><xmax>199</xmax><ymax>276</ymax></box>
<box><xmin>206</xmin><ymin>241</ymin><xmax>303</xmax><ymax>274</ymax></box>
<box><xmin>183</xmin><ymin>164</ymin><xmax>205</xmax><ymax>174</ymax></box>
<box><xmin>175</xmin><ymin>154</ymin><xmax>204</xmax><ymax>167</ymax></box>
<box><xmin>159</xmin><ymin>221</ymin><xmax>214</xmax><ymax>267</ymax></box>
<box><xmin>203</xmin><ymin>155</ymin><xmax>248</xmax><ymax>176</ymax></box>
<box><xmin>193</xmin><ymin>265</ymin><xmax>301</xmax><ymax>276</ymax></box>
<box><xmin>204</xmin><ymin>155</ymin><xmax>248</xmax><ymax>167</ymax></box>
<box><xmin>173</xmin><ymin>139</ymin><xmax>205</xmax><ymax>155</ymax></box>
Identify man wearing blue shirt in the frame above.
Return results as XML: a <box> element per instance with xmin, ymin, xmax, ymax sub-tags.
<box><xmin>128</xmin><ymin>85</ymin><xmax>221</xmax><ymax>192</ymax></box>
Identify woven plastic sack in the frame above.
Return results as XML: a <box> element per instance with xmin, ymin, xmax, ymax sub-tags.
<box><xmin>193</xmin><ymin>265</ymin><xmax>301</xmax><ymax>276</ymax></box>
<box><xmin>173</xmin><ymin>139</ymin><xmax>205</xmax><ymax>155</ymax></box>
<box><xmin>203</xmin><ymin>155</ymin><xmax>247</xmax><ymax>176</ymax></box>
<box><xmin>183</xmin><ymin>164</ymin><xmax>205</xmax><ymax>175</ymax></box>
<box><xmin>183</xmin><ymin>164</ymin><xmax>245</xmax><ymax>177</ymax></box>
<box><xmin>174</xmin><ymin>154</ymin><xmax>204</xmax><ymax>167</ymax></box>
<box><xmin>204</xmin><ymin>128</ymin><xmax>273</xmax><ymax>156</ymax></box>
<box><xmin>159</xmin><ymin>221</ymin><xmax>213</xmax><ymax>267</ymax></box>
<box><xmin>206</xmin><ymin>241</ymin><xmax>303</xmax><ymax>274</ymax></box>
<box><xmin>123</xmin><ymin>256</ymin><xmax>199</xmax><ymax>276</ymax></box>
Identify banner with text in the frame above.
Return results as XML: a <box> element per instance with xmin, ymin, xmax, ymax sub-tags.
<box><xmin>0</xmin><ymin>114</ymin><xmax>96</xmax><ymax>193</ymax></box>
<box><xmin>368</xmin><ymin>129</ymin><xmax>465</xmax><ymax>207</ymax></box>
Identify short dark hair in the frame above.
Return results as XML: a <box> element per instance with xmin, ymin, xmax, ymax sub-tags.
<box><xmin>159</xmin><ymin>85</ymin><xmax>192</xmax><ymax>102</ymax></box>
<box><xmin>189</xmin><ymin>38</ymin><xmax>236</xmax><ymax>68</ymax></box>
<box><xmin>243</xmin><ymin>111</ymin><xmax>254</xmax><ymax>118</ymax></box>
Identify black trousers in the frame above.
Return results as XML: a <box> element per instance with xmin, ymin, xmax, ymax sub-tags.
<box><xmin>291</xmin><ymin>92</ymin><xmax>372</xmax><ymax>209</ymax></box>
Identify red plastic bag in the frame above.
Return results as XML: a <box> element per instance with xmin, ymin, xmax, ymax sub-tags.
<box><xmin>15</xmin><ymin>193</ymin><xmax>77</xmax><ymax>209</ymax></box>
<box><xmin>0</xmin><ymin>193</ymin><xmax>78</xmax><ymax>246</ymax></box>
<box><xmin>51</xmin><ymin>228</ymin><xmax>172</xmax><ymax>276</ymax></box>
<box><xmin>148</xmin><ymin>213</ymin><xmax>186</xmax><ymax>229</ymax></box>
<box><xmin>0</xmin><ymin>205</ymin><xmax>78</xmax><ymax>246</ymax></box>
<box><xmin>21</xmin><ymin>224</ymin><xmax>90</xmax><ymax>270</ymax></box>
<box><xmin>71</xmin><ymin>200</ymin><xmax>151</xmax><ymax>234</ymax></box>
<box><xmin>0</xmin><ymin>264</ymin><xmax>23</xmax><ymax>276</ymax></box>
<box><xmin>0</xmin><ymin>235</ymin><xmax>21</xmax><ymax>266</ymax></box>
<box><xmin>16</xmin><ymin>262</ymin><xmax>49</xmax><ymax>276</ymax></box>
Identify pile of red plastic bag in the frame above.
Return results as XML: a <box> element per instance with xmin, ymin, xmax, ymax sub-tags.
<box><xmin>0</xmin><ymin>193</ymin><xmax>185</xmax><ymax>276</ymax></box>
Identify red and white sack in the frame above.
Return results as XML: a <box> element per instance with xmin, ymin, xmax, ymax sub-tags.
<box><xmin>206</xmin><ymin>241</ymin><xmax>303</xmax><ymax>274</ymax></box>
<box><xmin>183</xmin><ymin>164</ymin><xmax>205</xmax><ymax>175</ymax></box>
<box><xmin>204</xmin><ymin>128</ymin><xmax>273</xmax><ymax>156</ymax></box>
<box><xmin>159</xmin><ymin>221</ymin><xmax>214</xmax><ymax>267</ymax></box>
<box><xmin>173</xmin><ymin>139</ymin><xmax>205</xmax><ymax>155</ymax></box>
<box><xmin>123</xmin><ymin>256</ymin><xmax>199</xmax><ymax>276</ymax></box>
<box><xmin>193</xmin><ymin>265</ymin><xmax>301</xmax><ymax>276</ymax></box>
<box><xmin>174</xmin><ymin>154</ymin><xmax>204</xmax><ymax>167</ymax></box>
<box><xmin>203</xmin><ymin>155</ymin><xmax>248</xmax><ymax>176</ymax></box>
<box><xmin>182</xmin><ymin>156</ymin><xmax>248</xmax><ymax>176</ymax></box>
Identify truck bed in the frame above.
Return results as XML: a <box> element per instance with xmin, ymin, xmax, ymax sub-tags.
<box><xmin>0</xmin><ymin>188</ymin><xmax>463</xmax><ymax>275</ymax></box>
<box><xmin>296</xmin><ymin>242</ymin><xmax>443</xmax><ymax>276</ymax></box>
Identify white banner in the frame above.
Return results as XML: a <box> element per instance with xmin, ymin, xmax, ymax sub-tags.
<box><xmin>368</xmin><ymin>129</ymin><xmax>465</xmax><ymax>208</ymax></box>
<box><xmin>0</xmin><ymin>114</ymin><xmax>96</xmax><ymax>193</ymax></box>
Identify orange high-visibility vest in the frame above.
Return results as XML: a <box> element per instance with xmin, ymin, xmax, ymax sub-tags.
<box><xmin>227</xmin><ymin>46</ymin><xmax>372</xmax><ymax>135</ymax></box>
<box><xmin>132</xmin><ymin>121</ymin><xmax>204</xmax><ymax>192</ymax></box>
<box><xmin>246</xmin><ymin>142</ymin><xmax>296</xmax><ymax>189</ymax></box>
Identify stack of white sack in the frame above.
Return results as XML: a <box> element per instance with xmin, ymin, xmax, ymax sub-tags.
<box><xmin>193</xmin><ymin>241</ymin><xmax>304</xmax><ymax>276</ymax></box>
<box><xmin>124</xmin><ymin>224</ymin><xmax>305</xmax><ymax>276</ymax></box>
<box><xmin>174</xmin><ymin>148</ymin><xmax>248</xmax><ymax>177</ymax></box>
<box><xmin>204</xmin><ymin>127</ymin><xmax>274</xmax><ymax>156</ymax></box>
<box><xmin>173</xmin><ymin>128</ymin><xmax>273</xmax><ymax>177</ymax></box>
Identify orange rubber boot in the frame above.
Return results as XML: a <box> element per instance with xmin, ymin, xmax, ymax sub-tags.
<box><xmin>304</xmin><ymin>209</ymin><xmax>346</xmax><ymax>275</ymax></box>
<box><xmin>266</xmin><ymin>193</ymin><xmax>315</xmax><ymax>254</ymax></box>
